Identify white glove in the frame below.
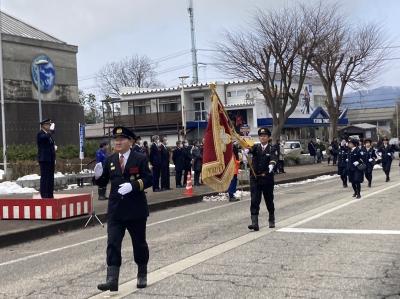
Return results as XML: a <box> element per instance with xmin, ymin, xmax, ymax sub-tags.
<box><xmin>244</xmin><ymin>149</ymin><xmax>249</xmax><ymax>154</ymax></box>
<box><xmin>387</xmin><ymin>153</ymin><xmax>391</xmax><ymax>156</ymax></box>
<box><xmin>54</xmin><ymin>145</ymin><xmax>58</xmax><ymax>151</ymax></box>
<box><xmin>345</xmin><ymin>159</ymin><xmax>348</xmax><ymax>162</ymax></box>
<box><xmin>353</xmin><ymin>161</ymin><xmax>359</xmax><ymax>166</ymax></box>
<box><xmin>50</xmin><ymin>123</ymin><xmax>55</xmax><ymax>131</ymax></box>
<box><xmin>268</xmin><ymin>164</ymin><xmax>274</xmax><ymax>173</ymax></box>
<box><xmin>368</xmin><ymin>158</ymin><xmax>373</xmax><ymax>162</ymax></box>
<box><xmin>118</xmin><ymin>183</ymin><xmax>132</xmax><ymax>195</ymax></box>
<box><xmin>94</xmin><ymin>162</ymin><xmax>103</xmax><ymax>179</ymax></box>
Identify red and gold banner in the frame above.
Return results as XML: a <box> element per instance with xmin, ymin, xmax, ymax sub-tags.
<box><xmin>201</xmin><ymin>85</ymin><xmax>235</xmax><ymax>192</ymax></box>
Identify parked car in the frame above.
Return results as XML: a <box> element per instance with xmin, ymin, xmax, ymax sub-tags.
<box><xmin>284</xmin><ymin>141</ymin><xmax>303</xmax><ymax>156</ymax></box>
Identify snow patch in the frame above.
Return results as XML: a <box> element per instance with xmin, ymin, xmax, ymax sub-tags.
<box><xmin>0</xmin><ymin>181</ymin><xmax>37</xmax><ymax>194</ymax></box>
<box><xmin>276</xmin><ymin>174</ymin><xmax>338</xmax><ymax>188</ymax></box>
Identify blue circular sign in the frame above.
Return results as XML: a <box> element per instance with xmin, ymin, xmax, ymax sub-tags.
<box><xmin>31</xmin><ymin>54</ymin><xmax>55</xmax><ymax>93</ymax></box>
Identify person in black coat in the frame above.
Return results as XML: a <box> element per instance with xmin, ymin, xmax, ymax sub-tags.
<box><xmin>191</xmin><ymin>140</ymin><xmax>203</xmax><ymax>186</ymax></box>
<box><xmin>94</xmin><ymin>126</ymin><xmax>152</xmax><ymax>290</ymax></box>
<box><xmin>248</xmin><ymin>127</ymin><xmax>278</xmax><ymax>231</ymax></box>
<box><xmin>377</xmin><ymin>136</ymin><xmax>395</xmax><ymax>182</ymax></box>
<box><xmin>172</xmin><ymin>141</ymin><xmax>185</xmax><ymax>188</ymax></box>
<box><xmin>149</xmin><ymin>135</ymin><xmax>161</xmax><ymax>191</ymax></box>
<box><xmin>337</xmin><ymin>139</ymin><xmax>349</xmax><ymax>188</ymax></box>
<box><xmin>182</xmin><ymin>140</ymin><xmax>192</xmax><ymax>186</ymax></box>
<box><xmin>330</xmin><ymin>138</ymin><xmax>339</xmax><ymax>165</ymax></box>
<box><xmin>308</xmin><ymin>140</ymin><xmax>317</xmax><ymax>163</ymax></box>
<box><xmin>347</xmin><ymin>139</ymin><xmax>364</xmax><ymax>199</ymax></box>
<box><xmin>363</xmin><ymin>139</ymin><xmax>377</xmax><ymax>187</ymax></box>
<box><xmin>160</xmin><ymin>137</ymin><xmax>171</xmax><ymax>190</ymax></box>
<box><xmin>37</xmin><ymin>118</ymin><xmax>56</xmax><ymax>198</ymax></box>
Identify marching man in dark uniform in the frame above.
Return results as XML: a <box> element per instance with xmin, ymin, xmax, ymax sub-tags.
<box><xmin>248</xmin><ymin>127</ymin><xmax>277</xmax><ymax>231</ymax></box>
<box><xmin>347</xmin><ymin>139</ymin><xmax>364</xmax><ymax>199</ymax></box>
<box><xmin>363</xmin><ymin>139</ymin><xmax>377</xmax><ymax>187</ymax></box>
<box><xmin>377</xmin><ymin>136</ymin><xmax>395</xmax><ymax>182</ymax></box>
<box><xmin>160</xmin><ymin>137</ymin><xmax>171</xmax><ymax>191</ymax></box>
<box><xmin>94</xmin><ymin>126</ymin><xmax>152</xmax><ymax>291</ymax></box>
<box><xmin>337</xmin><ymin>139</ymin><xmax>349</xmax><ymax>188</ymax></box>
<box><xmin>37</xmin><ymin>118</ymin><xmax>56</xmax><ymax>198</ymax></box>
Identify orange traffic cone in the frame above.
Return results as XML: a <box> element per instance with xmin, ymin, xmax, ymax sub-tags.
<box><xmin>184</xmin><ymin>172</ymin><xmax>193</xmax><ymax>196</ymax></box>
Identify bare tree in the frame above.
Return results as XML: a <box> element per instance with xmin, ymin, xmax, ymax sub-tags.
<box><xmin>308</xmin><ymin>3</ymin><xmax>388</xmax><ymax>141</ymax></box>
<box><xmin>216</xmin><ymin>6</ymin><xmax>320</xmax><ymax>141</ymax></box>
<box><xmin>96</xmin><ymin>55</ymin><xmax>161</xmax><ymax>97</ymax></box>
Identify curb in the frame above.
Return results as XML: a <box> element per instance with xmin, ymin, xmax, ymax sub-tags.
<box><xmin>0</xmin><ymin>170</ymin><xmax>337</xmax><ymax>248</ymax></box>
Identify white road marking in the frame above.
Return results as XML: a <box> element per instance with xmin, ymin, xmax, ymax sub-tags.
<box><xmin>279</xmin><ymin>227</ymin><xmax>400</xmax><ymax>235</ymax></box>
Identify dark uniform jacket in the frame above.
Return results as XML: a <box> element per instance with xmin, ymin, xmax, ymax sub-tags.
<box><xmin>347</xmin><ymin>147</ymin><xmax>364</xmax><ymax>183</ymax></box>
<box><xmin>337</xmin><ymin>145</ymin><xmax>348</xmax><ymax>175</ymax></box>
<box><xmin>149</xmin><ymin>143</ymin><xmax>161</xmax><ymax>167</ymax></box>
<box><xmin>363</xmin><ymin>147</ymin><xmax>377</xmax><ymax>174</ymax></box>
<box><xmin>37</xmin><ymin>130</ymin><xmax>55</xmax><ymax>162</ymax></box>
<box><xmin>183</xmin><ymin>146</ymin><xmax>192</xmax><ymax>171</ymax></box>
<box><xmin>95</xmin><ymin>151</ymin><xmax>152</xmax><ymax>221</ymax></box>
<box><xmin>250</xmin><ymin>143</ymin><xmax>278</xmax><ymax>185</ymax></box>
<box><xmin>191</xmin><ymin>146</ymin><xmax>203</xmax><ymax>172</ymax></box>
<box><xmin>172</xmin><ymin>148</ymin><xmax>185</xmax><ymax>171</ymax></box>
<box><xmin>160</xmin><ymin>144</ymin><xmax>170</xmax><ymax>168</ymax></box>
<box><xmin>377</xmin><ymin>144</ymin><xmax>394</xmax><ymax>172</ymax></box>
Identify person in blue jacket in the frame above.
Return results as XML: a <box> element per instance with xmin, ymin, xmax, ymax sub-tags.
<box><xmin>363</xmin><ymin>139</ymin><xmax>377</xmax><ymax>187</ymax></box>
<box><xmin>37</xmin><ymin>118</ymin><xmax>56</xmax><ymax>198</ymax></box>
<box><xmin>95</xmin><ymin>141</ymin><xmax>109</xmax><ymax>200</ymax></box>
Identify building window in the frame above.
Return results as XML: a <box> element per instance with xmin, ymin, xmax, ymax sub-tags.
<box><xmin>227</xmin><ymin>91</ymin><xmax>232</xmax><ymax>97</ymax></box>
<box><xmin>159</xmin><ymin>97</ymin><xmax>180</xmax><ymax>112</ymax></box>
<box><xmin>194</xmin><ymin>97</ymin><xmax>207</xmax><ymax>121</ymax></box>
<box><xmin>128</xmin><ymin>100</ymin><xmax>151</xmax><ymax>115</ymax></box>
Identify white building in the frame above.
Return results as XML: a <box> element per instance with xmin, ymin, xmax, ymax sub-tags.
<box><xmin>101</xmin><ymin>79</ymin><xmax>348</xmax><ymax>144</ymax></box>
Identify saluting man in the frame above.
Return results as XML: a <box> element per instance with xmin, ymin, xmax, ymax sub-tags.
<box><xmin>37</xmin><ymin>118</ymin><xmax>56</xmax><ymax>198</ymax></box>
<box><xmin>94</xmin><ymin>126</ymin><xmax>152</xmax><ymax>291</ymax></box>
<box><xmin>248</xmin><ymin>127</ymin><xmax>278</xmax><ymax>231</ymax></box>
<box><xmin>363</xmin><ymin>139</ymin><xmax>377</xmax><ymax>187</ymax></box>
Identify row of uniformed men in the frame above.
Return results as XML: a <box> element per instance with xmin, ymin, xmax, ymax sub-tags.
<box><xmin>337</xmin><ymin>137</ymin><xmax>395</xmax><ymax>199</ymax></box>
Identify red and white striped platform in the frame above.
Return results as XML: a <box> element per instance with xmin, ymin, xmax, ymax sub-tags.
<box><xmin>0</xmin><ymin>194</ymin><xmax>92</xmax><ymax>220</ymax></box>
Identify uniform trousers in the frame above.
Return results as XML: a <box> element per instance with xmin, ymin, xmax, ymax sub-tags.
<box><xmin>250</xmin><ymin>178</ymin><xmax>274</xmax><ymax>218</ymax></box>
<box><xmin>39</xmin><ymin>161</ymin><xmax>55</xmax><ymax>198</ymax></box>
<box><xmin>107</xmin><ymin>218</ymin><xmax>149</xmax><ymax>267</ymax></box>
<box><xmin>152</xmin><ymin>166</ymin><xmax>160</xmax><ymax>191</ymax></box>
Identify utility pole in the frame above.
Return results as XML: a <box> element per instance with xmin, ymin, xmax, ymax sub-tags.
<box><xmin>187</xmin><ymin>0</ymin><xmax>198</xmax><ymax>84</ymax></box>
<box><xmin>0</xmin><ymin>8</ymin><xmax>7</xmax><ymax>178</ymax></box>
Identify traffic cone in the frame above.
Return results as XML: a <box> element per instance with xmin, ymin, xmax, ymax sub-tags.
<box><xmin>184</xmin><ymin>172</ymin><xmax>193</xmax><ymax>196</ymax></box>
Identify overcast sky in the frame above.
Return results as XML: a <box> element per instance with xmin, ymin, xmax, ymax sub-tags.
<box><xmin>3</xmin><ymin>0</ymin><xmax>400</xmax><ymax>99</ymax></box>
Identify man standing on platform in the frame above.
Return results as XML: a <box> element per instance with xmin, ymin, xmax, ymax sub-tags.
<box><xmin>94</xmin><ymin>126</ymin><xmax>152</xmax><ymax>291</ymax></box>
<box><xmin>182</xmin><ymin>140</ymin><xmax>192</xmax><ymax>186</ymax></box>
<box><xmin>37</xmin><ymin>118</ymin><xmax>56</xmax><ymax>199</ymax></box>
<box><xmin>172</xmin><ymin>141</ymin><xmax>185</xmax><ymax>188</ymax></box>
<box><xmin>248</xmin><ymin>127</ymin><xmax>277</xmax><ymax>231</ymax></box>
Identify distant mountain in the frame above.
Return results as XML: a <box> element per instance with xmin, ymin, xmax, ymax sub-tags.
<box><xmin>342</xmin><ymin>86</ymin><xmax>400</xmax><ymax>109</ymax></box>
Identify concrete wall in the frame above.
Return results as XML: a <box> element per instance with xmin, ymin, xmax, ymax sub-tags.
<box><xmin>0</xmin><ymin>34</ymin><xmax>83</xmax><ymax>145</ymax></box>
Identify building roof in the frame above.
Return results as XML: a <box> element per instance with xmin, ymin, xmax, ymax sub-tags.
<box><xmin>347</xmin><ymin>107</ymin><xmax>394</xmax><ymax>122</ymax></box>
<box><xmin>351</xmin><ymin>123</ymin><xmax>377</xmax><ymax>129</ymax></box>
<box><xmin>0</xmin><ymin>10</ymin><xmax>64</xmax><ymax>44</ymax></box>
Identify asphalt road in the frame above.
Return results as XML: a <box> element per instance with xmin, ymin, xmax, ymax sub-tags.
<box><xmin>1</xmin><ymin>165</ymin><xmax>399</xmax><ymax>299</ymax></box>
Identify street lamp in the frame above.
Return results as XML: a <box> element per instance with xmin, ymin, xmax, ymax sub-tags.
<box><xmin>35</xmin><ymin>59</ymin><xmax>48</xmax><ymax>124</ymax></box>
<box><xmin>179</xmin><ymin>75</ymin><xmax>189</xmax><ymax>140</ymax></box>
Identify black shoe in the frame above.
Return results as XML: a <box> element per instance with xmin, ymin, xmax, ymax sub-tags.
<box><xmin>386</xmin><ymin>177</ymin><xmax>390</xmax><ymax>182</ymax></box>
<box><xmin>352</xmin><ymin>193</ymin><xmax>356</xmax><ymax>197</ymax></box>
<box><xmin>97</xmin><ymin>266</ymin><xmax>119</xmax><ymax>292</ymax></box>
<box><xmin>269</xmin><ymin>220</ymin><xmax>275</xmax><ymax>228</ymax></box>
<box><xmin>343</xmin><ymin>183</ymin><xmax>348</xmax><ymax>188</ymax></box>
<box><xmin>229</xmin><ymin>197</ymin><xmax>240</xmax><ymax>202</ymax></box>
<box><xmin>153</xmin><ymin>189</ymin><xmax>161</xmax><ymax>192</ymax></box>
<box><xmin>356</xmin><ymin>194</ymin><xmax>361</xmax><ymax>199</ymax></box>
<box><xmin>368</xmin><ymin>182</ymin><xmax>371</xmax><ymax>188</ymax></box>
<box><xmin>248</xmin><ymin>215</ymin><xmax>259</xmax><ymax>231</ymax></box>
<box><xmin>137</xmin><ymin>265</ymin><xmax>147</xmax><ymax>288</ymax></box>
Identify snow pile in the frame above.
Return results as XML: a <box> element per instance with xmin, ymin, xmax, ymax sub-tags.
<box><xmin>276</xmin><ymin>174</ymin><xmax>338</xmax><ymax>188</ymax></box>
<box><xmin>0</xmin><ymin>181</ymin><xmax>37</xmax><ymax>194</ymax></box>
<box><xmin>0</xmin><ymin>169</ymin><xmax>4</xmax><ymax>180</ymax></box>
<box><xmin>80</xmin><ymin>169</ymin><xmax>94</xmax><ymax>174</ymax></box>
<box><xmin>63</xmin><ymin>183</ymin><xmax>91</xmax><ymax>190</ymax></box>
<box><xmin>203</xmin><ymin>190</ymin><xmax>250</xmax><ymax>202</ymax></box>
<box><xmin>17</xmin><ymin>172</ymin><xmax>65</xmax><ymax>181</ymax></box>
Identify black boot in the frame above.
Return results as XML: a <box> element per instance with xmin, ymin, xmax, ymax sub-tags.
<box><xmin>368</xmin><ymin>181</ymin><xmax>371</xmax><ymax>188</ymax></box>
<box><xmin>386</xmin><ymin>176</ymin><xmax>390</xmax><ymax>182</ymax></box>
<box><xmin>248</xmin><ymin>215</ymin><xmax>259</xmax><ymax>231</ymax></box>
<box><xmin>268</xmin><ymin>214</ymin><xmax>275</xmax><ymax>228</ymax></box>
<box><xmin>97</xmin><ymin>266</ymin><xmax>119</xmax><ymax>292</ymax></box>
<box><xmin>98</xmin><ymin>187</ymin><xmax>107</xmax><ymax>200</ymax></box>
<box><xmin>137</xmin><ymin>264</ymin><xmax>147</xmax><ymax>289</ymax></box>
<box><xmin>343</xmin><ymin>183</ymin><xmax>348</xmax><ymax>188</ymax></box>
